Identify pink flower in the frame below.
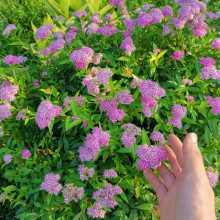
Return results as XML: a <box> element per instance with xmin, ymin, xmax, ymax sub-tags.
<box><xmin>150</xmin><ymin>131</ymin><xmax>165</xmax><ymax>143</ymax></box>
<box><xmin>185</xmin><ymin>96</ymin><xmax>194</xmax><ymax>102</ymax></box>
<box><xmin>62</xmin><ymin>184</ymin><xmax>84</xmax><ymax>204</ymax></box>
<box><xmin>206</xmin><ymin>96</ymin><xmax>220</xmax><ymax>115</ymax></box>
<box><xmin>36</xmin><ymin>101</ymin><xmax>62</xmax><ymax>129</ymax></box>
<box><xmin>0</xmin><ymin>103</ymin><xmax>11</xmax><ymax>122</ymax></box>
<box><xmin>171</xmin><ymin>51</ymin><xmax>184</xmax><ymax>60</ymax></box>
<box><xmin>211</xmin><ymin>38</ymin><xmax>220</xmax><ymax>51</ymax></box>
<box><xmin>0</xmin><ymin>81</ymin><xmax>18</xmax><ymax>102</ymax></box>
<box><xmin>41</xmin><ymin>173</ymin><xmax>62</xmax><ymax>195</ymax></box>
<box><xmin>22</xmin><ymin>149</ymin><xmax>31</xmax><ymax>159</ymax></box>
<box><xmin>16</xmin><ymin>109</ymin><xmax>26</xmax><ymax>120</ymax></box>
<box><xmin>114</xmin><ymin>90</ymin><xmax>134</xmax><ymax>104</ymax></box>
<box><xmin>103</xmin><ymin>169</ymin><xmax>117</xmax><ymax>179</ymax></box>
<box><xmin>3</xmin><ymin>154</ymin><xmax>12</xmax><ymax>164</ymax></box>
<box><xmin>206</xmin><ymin>167</ymin><xmax>219</xmax><ymax>187</ymax></box>
<box><xmin>2</xmin><ymin>24</ymin><xmax>16</xmax><ymax>35</ymax></box>
<box><xmin>35</xmin><ymin>24</ymin><xmax>54</xmax><ymax>40</ymax></box>
<box><xmin>70</xmin><ymin>47</ymin><xmax>94</xmax><ymax>69</ymax></box>
<box><xmin>137</xmin><ymin>144</ymin><xmax>168</xmax><ymax>170</ymax></box>
<box><xmin>97</xmin><ymin>69</ymin><xmax>113</xmax><ymax>85</ymax></box>
<box><xmin>87</xmin><ymin>203</ymin><xmax>106</xmax><ymax>218</ymax></box>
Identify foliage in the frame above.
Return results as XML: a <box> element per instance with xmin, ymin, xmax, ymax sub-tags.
<box><xmin>0</xmin><ymin>0</ymin><xmax>220</xmax><ymax>219</ymax></box>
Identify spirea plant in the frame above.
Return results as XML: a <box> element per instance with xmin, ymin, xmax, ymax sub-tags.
<box><xmin>0</xmin><ymin>0</ymin><xmax>219</xmax><ymax>219</ymax></box>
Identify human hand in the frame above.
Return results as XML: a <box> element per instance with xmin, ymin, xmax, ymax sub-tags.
<box><xmin>143</xmin><ymin>132</ymin><xmax>216</xmax><ymax>220</ymax></box>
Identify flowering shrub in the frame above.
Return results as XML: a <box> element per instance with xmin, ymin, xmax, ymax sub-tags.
<box><xmin>0</xmin><ymin>0</ymin><xmax>219</xmax><ymax>219</ymax></box>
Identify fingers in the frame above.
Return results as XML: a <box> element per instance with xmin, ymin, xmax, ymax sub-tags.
<box><xmin>164</xmin><ymin>145</ymin><xmax>182</xmax><ymax>177</ymax></box>
<box><xmin>167</xmin><ymin>134</ymin><xmax>184</xmax><ymax>168</ymax></box>
<box><xmin>143</xmin><ymin>169</ymin><xmax>167</xmax><ymax>203</ymax></box>
<box><xmin>182</xmin><ymin>133</ymin><xmax>207</xmax><ymax>178</ymax></box>
<box><xmin>156</xmin><ymin>162</ymin><xmax>176</xmax><ymax>189</ymax></box>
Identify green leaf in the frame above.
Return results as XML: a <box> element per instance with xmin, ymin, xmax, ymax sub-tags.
<box><xmin>3</xmin><ymin>185</ymin><xmax>17</xmax><ymax>193</ymax></box>
<box><xmin>205</xmin><ymin>126</ymin><xmax>211</xmax><ymax>144</ymax></box>
<box><xmin>117</xmin><ymin>148</ymin><xmax>132</xmax><ymax>153</ymax></box>
<box><xmin>117</xmin><ymin>56</ymin><xmax>130</xmax><ymax>61</ymax></box>
<box><xmin>70</xmin><ymin>98</ymin><xmax>80</xmax><ymax>117</ymax></box>
<box><xmin>141</xmin><ymin>129</ymin><xmax>151</xmax><ymax>146</ymax></box>
<box><xmin>15</xmin><ymin>213</ymin><xmax>38</xmax><ymax>220</ymax></box>
<box><xmin>181</xmin><ymin>117</ymin><xmax>197</xmax><ymax>124</ymax></box>
<box><xmin>65</xmin><ymin>117</ymin><xmax>81</xmax><ymax>131</ymax></box>
<box><xmin>120</xmin><ymin>192</ymin><xmax>128</xmax><ymax>203</ymax></box>
<box><xmin>136</xmin><ymin>203</ymin><xmax>153</xmax><ymax>210</ymax></box>
<box><xmin>9</xmin><ymin>42</ymin><xmax>23</xmax><ymax>46</ymax></box>
<box><xmin>73</xmin><ymin>212</ymin><xmax>82</xmax><ymax>220</ymax></box>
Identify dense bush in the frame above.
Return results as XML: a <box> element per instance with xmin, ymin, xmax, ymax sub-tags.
<box><xmin>0</xmin><ymin>0</ymin><xmax>220</xmax><ymax>219</ymax></box>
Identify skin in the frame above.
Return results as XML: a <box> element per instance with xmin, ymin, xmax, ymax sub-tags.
<box><xmin>143</xmin><ymin>132</ymin><xmax>216</xmax><ymax>220</ymax></box>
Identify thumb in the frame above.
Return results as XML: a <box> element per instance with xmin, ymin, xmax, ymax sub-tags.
<box><xmin>182</xmin><ymin>132</ymin><xmax>206</xmax><ymax>177</ymax></box>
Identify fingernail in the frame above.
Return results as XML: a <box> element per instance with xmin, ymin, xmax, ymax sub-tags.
<box><xmin>188</xmin><ymin>133</ymin><xmax>197</xmax><ymax>144</ymax></box>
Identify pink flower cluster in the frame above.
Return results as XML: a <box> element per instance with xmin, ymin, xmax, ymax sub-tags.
<box><xmin>139</xmin><ymin>80</ymin><xmax>165</xmax><ymax>117</ymax></box>
<box><xmin>131</xmin><ymin>77</ymin><xmax>142</xmax><ymax>89</ymax></box>
<box><xmin>70</xmin><ymin>47</ymin><xmax>94</xmax><ymax>69</ymax></box>
<box><xmin>121</xmin><ymin>123</ymin><xmax>141</xmax><ymax>147</ymax></box>
<box><xmin>22</xmin><ymin>149</ymin><xmax>31</xmax><ymax>159</ymax></box>
<box><xmin>79</xmin><ymin>127</ymin><xmax>110</xmax><ymax>162</ymax></box>
<box><xmin>0</xmin><ymin>81</ymin><xmax>18</xmax><ymax>102</ymax></box>
<box><xmin>41</xmin><ymin>173</ymin><xmax>62</xmax><ymax>195</ymax></box>
<box><xmin>65</xmin><ymin>28</ymin><xmax>79</xmax><ymax>45</ymax></box>
<box><xmin>114</xmin><ymin>90</ymin><xmax>134</xmax><ymax>104</ymax></box>
<box><xmin>182</xmin><ymin>79</ymin><xmax>192</xmax><ymax>85</ymax></box>
<box><xmin>53</xmin><ymin>31</ymin><xmax>64</xmax><ymax>40</ymax></box>
<box><xmin>3</xmin><ymin>24</ymin><xmax>16</xmax><ymax>35</ymax></box>
<box><xmin>0</xmin><ymin>103</ymin><xmax>11</xmax><ymax>122</ymax></box>
<box><xmin>137</xmin><ymin>8</ymin><xmax>164</xmax><ymax>28</ymax></box>
<box><xmin>35</xmin><ymin>24</ymin><xmax>54</xmax><ymax>40</ymax></box>
<box><xmin>87</xmin><ymin>23</ymin><xmax>99</xmax><ymax>34</ymax></box>
<box><xmin>62</xmin><ymin>184</ymin><xmax>84</xmax><ymax>204</ymax></box>
<box><xmin>103</xmin><ymin>169</ymin><xmax>117</xmax><ymax>179</ymax></box>
<box><xmin>3</xmin><ymin>55</ymin><xmax>27</xmax><ymax>65</ymax></box>
<box><xmin>52</xmin><ymin>16</ymin><xmax>65</xmax><ymax>22</ymax></box>
<box><xmin>16</xmin><ymin>109</ymin><xmax>26</xmax><ymax>120</ymax></box>
<box><xmin>171</xmin><ymin>51</ymin><xmax>184</xmax><ymax>60</ymax></box>
<box><xmin>87</xmin><ymin>203</ymin><xmax>106</xmax><ymax>218</ymax></box>
<box><xmin>109</xmin><ymin>0</ymin><xmax>126</xmax><ymax>8</ymax></box>
<box><xmin>168</xmin><ymin>104</ymin><xmax>187</xmax><ymax>128</ymax></box>
<box><xmin>185</xmin><ymin>96</ymin><xmax>194</xmax><ymax>102</ymax></box>
<box><xmin>161</xmin><ymin>5</ymin><xmax>173</xmax><ymax>17</ymax></box>
<box><xmin>36</xmin><ymin>101</ymin><xmax>62</xmax><ymax>129</ymax></box>
<box><xmin>137</xmin><ymin>144</ymin><xmax>168</xmax><ymax>170</ymax></box>
<box><xmin>3</xmin><ymin>154</ymin><xmax>12</xmax><ymax>164</ymax></box>
<box><xmin>211</xmin><ymin>38</ymin><xmax>220</xmax><ymax>51</ymax></box>
<box><xmin>153</xmin><ymin>49</ymin><xmax>161</xmax><ymax>55</ymax></box>
<box><xmin>78</xmin><ymin>165</ymin><xmax>95</xmax><ymax>181</ymax></box>
<box><xmin>93</xmin><ymin>183</ymin><xmax>122</xmax><ymax>208</ymax></box>
<box><xmin>34</xmin><ymin>79</ymin><xmax>39</xmax><ymax>86</ymax></box>
<box><xmin>206</xmin><ymin>167</ymin><xmax>219</xmax><ymax>187</ymax></box>
<box><xmin>193</xmin><ymin>20</ymin><xmax>207</xmax><ymax>38</ymax></box>
<box><xmin>120</xmin><ymin>36</ymin><xmax>136</xmax><ymax>56</ymax></box>
<box><xmin>83</xmin><ymin>74</ymin><xmax>100</xmax><ymax>95</ymax></box>
<box><xmin>92</xmin><ymin>53</ymin><xmax>103</xmax><ymax>65</ymax></box>
<box><xmin>150</xmin><ymin>131</ymin><xmax>165</xmax><ymax>143</ymax></box>
<box><xmin>206</xmin><ymin>96</ymin><xmax>220</xmax><ymax>115</ymax></box>
<box><xmin>72</xmin><ymin>10</ymin><xmax>87</xmax><ymax>18</ymax></box>
<box><xmin>199</xmin><ymin>58</ymin><xmax>220</xmax><ymax>80</ymax></box>
<box><xmin>42</xmin><ymin>72</ymin><xmax>47</xmax><ymax>77</ymax></box>
<box><xmin>0</xmin><ymin>192</ymin><xmax>7</xmax><ymax>203</ymax></box>
<box><xmin>97</xmin><ymin>69</ymin><xmax>113</xmax><ymax>85</ymax></box>
<box><xmin>97</xmin><ymin>25</ymin><xmax>119</xmax><ymax>37</ymax></box>
<box><xmin>104</xmin><ymin>14</ymin><xmax>113</xmax><ymax>21</ymax></box>
<box><xmin>99</xmin><ymin>100</ymin><xmax>125</xmax><ymax>123</ymax></box>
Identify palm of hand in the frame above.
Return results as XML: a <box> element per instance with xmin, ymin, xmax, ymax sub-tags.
<box><xmin>143</xmin><ymin>133</ymin><xmax>216</xmax><ymax>220</ymax></box>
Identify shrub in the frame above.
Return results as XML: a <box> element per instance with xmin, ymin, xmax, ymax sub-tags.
<box><xmin>0</xmin><ymin>0</ymin><xmax>219</xmax><ymax>219</ymax></box>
